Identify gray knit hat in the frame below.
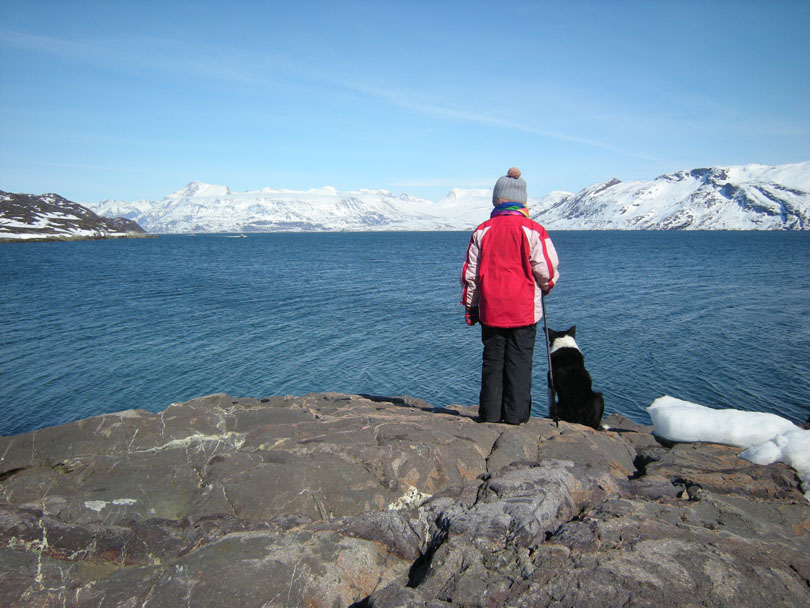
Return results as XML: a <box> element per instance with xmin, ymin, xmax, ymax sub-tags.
<box><xmin>492</xmin><ymin>167</ymin><xmax>527</xmax><ymax>205</ymax></box>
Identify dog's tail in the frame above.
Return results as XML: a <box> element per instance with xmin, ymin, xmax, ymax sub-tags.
<box><xmin>547</xmin><ymin>370</ymin><xmax>557</xmax><ymax>423</ymax></box>
<box><xmin>587</xmin><ymin>393</ymin><xmax>605</xmax><ymax>430</ymax></box>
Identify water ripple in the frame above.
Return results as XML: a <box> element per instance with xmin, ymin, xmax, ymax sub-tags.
<box><xmin>1</xmin><ymin>231</ymin><xmax>809</xmax><ymax>435</ymax></box>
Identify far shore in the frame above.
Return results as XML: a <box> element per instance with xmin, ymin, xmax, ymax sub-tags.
<box><xmin>0</xmin><ymin>233</ymin><xmax>155</xmax><ymax>244</ymax></box>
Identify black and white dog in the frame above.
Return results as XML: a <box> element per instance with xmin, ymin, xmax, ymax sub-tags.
<box><xmin>547</xmin><ymin>325</ymin><xmax>604</xmax><ymax>429</ymax></box>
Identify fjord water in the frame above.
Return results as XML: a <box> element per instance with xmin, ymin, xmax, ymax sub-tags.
<box><xmin>2</xmin><ymin>231</ymin><xmax>808</xmax><ymax>436</ymax></box>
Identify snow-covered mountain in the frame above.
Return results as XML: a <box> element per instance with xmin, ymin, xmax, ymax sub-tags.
<box><xmin>90</xmin><ymin>183</ymin><xmax>457</xmax><ymax>234</ymax></box>
<box><xmin>531</xmin><ymin>162</ymin><xmax>810</xmax><ymax>230</ymax></box>
<box><xmin>85</xmin><ymin>161</ymin><xmax>810</xmax><ymax>233</ymax></box>
<box><xmin>0</xmin><ymin>191</ymin><xmax>146</xmax><ymax>241</ymax></box>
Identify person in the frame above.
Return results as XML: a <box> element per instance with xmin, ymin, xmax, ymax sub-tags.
<box><xmin>460</xmin><ymin>167</ymin><xmax>559</xmax><ymax>424</ymax></box>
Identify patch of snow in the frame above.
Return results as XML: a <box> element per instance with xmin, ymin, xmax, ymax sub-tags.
<box><xmin>648</xmin><ymin>395</ymin><xmax>810</xmax><ymax>501</ymax></box>
<box><xmin>648</xmin><ymin>396</ymin><xmax>797</xmax><ymax>446</ymax></box>
<box><xmin>741</xmin><ymin>429</ymin><xmax>810</xmax><ymax>500</ymax></box>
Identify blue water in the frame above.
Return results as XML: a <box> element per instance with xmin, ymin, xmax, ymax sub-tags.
<box><xmin>1</xmin><ymin>231</ymin><xmax>809</xmax><ymax>436</ymax></box>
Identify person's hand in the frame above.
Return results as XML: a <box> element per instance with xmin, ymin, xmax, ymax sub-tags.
<box><xmin>465</xmin><ymin>306</ymin><xmax>479</xmax><ymax>326</ymax></box>
<box><xmin>542</xmin><ymin>284</ymin><xmax>553</xmax><ymax>295</ymax></box>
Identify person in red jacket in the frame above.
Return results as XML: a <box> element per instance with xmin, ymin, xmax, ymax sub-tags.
<box><xmin>461</xmin><ymin>167</ymin><xmax>560</xmax><ymax>424</ymax></box>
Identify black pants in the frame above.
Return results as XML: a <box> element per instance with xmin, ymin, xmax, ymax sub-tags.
<box><xmin>479</xmin><ymin>323</ymin><xmax>537</xmax><ymax>424</ymax></box>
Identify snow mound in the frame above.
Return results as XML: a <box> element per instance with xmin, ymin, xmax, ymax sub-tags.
<box><xmin>741</xmin><ymin>429</ymin><xmax>810</xmax><ymax>500</ymax></box>
<box><xmin>648</xmin><ymin>395</ymin><xmax>810</xmax><ymax>501</ymax></box>
<box><xmin>648</xmin><ymin>395</ymin><xmax>797</xmax><ymax>446</ymax></box>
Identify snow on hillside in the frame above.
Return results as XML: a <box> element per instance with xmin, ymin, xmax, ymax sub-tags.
<box><xmin>90</xmin><ymin>183</ymin><xmax>467</xmax><ymax>233</ymax></box>
<box><xmin>427</xmin><ymin>188</ymin><xmax>494</xmax><ymax>222</ymax></box>
<box><xmin>530</xmin><ymin>161</ymin><xmax>810</xmax><ymax>230</ymax></box>
<box><xmin>88</xmin><ymin>183</ymin><xmax>553</xmax><ymax>234</ymax></box>
<box><xmin>84</xmin><ymin>161</ymin><xmax>810</xmax><ymax>233</ymax></box>
<box><xmin>1</xmin><ymin>191</ymin><xmax>146</xmax><ymax>241</ymax></box>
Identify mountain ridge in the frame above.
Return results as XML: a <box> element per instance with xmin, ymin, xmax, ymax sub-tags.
<box><xmin>88</xmin><ymin>161</ymin><xmax>810</xmax><ymax>232</ymax></box>
<box><xmin>0</xmin><ymin>190</ymin><xmax>147</xmax><ymax>241</ymax></box>
<box><xmin>530</xmin><ymin>161</ymin><xmax>810</xmax><ymax>230</ymax></box>
<box><xmin>5</xmin><ymin>161</ymin><xmax>809</xmax><ymax>237</ymax></box>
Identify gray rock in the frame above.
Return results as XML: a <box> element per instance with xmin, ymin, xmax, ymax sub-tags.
<box><xmin>1</xmin><ymin>393</ymin><xmax>809</xmax><ymax>607</ymax></box>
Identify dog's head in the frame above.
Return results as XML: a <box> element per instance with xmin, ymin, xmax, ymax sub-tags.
<box><xmin>547</xmin><ymin>325</ymin><xmax>576</xmax><ymax>342</ymax></box>
<box><xmin>547</xmin><ymin>325</ymin><xmax>578</xmax><ymax>353</ymax></box>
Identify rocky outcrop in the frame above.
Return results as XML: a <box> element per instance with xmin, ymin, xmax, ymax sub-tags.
<box><xmin>1</xmin><ymin>393</ymin><xmax>808</xmax><ymax>607</ymax></box>
<box><xmin>0</xmin><ymin>190</ymin><xmax>147</xmax><ymax>241</ymax></box>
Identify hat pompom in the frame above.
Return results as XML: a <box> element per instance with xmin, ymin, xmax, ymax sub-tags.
<box><xmin>492</xmin><ymin>168</ymin><xmax>528</xmax><ymax>204</ymax></box>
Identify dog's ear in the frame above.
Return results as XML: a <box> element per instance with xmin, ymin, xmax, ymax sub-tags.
<box><xmin>567</xmin><ymin>325</ymin><xmax>577</xmax><ymax>337</ymax></box>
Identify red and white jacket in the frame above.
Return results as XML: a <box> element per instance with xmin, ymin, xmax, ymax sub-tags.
<box><xmin>461</xmin><ymin>214</ymin><xmax>559</xmax><ymax>328</ymax></box>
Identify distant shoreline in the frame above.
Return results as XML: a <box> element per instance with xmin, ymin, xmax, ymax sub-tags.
<box><xmin>3</xmin><ymin>228</ymin><xmax>809</xmax><ymax>244</ymax></box>
<box><xmin>0</xmin><ymin>233</ymin><xmax>156</xmax><ymax>244</ymax></box>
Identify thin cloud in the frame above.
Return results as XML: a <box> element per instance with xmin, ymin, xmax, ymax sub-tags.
<box><xmin>0</xmin><ymin>26</ymin><xmax>654</xmax><ymax>159</ymax></box>
<box><xmin>0</xmin><ymin>27</ymin><xmax>275</xmax><ymax>89</ymax></box>
<box><xmin>0</xmin><ymin>27</ymin><xmax>89</xmax><ymax>55</ymax></box>
<box><xmin>330</xmin><ymin>75</ymin><xmax>656</xmax><ymax>160</ymax></box>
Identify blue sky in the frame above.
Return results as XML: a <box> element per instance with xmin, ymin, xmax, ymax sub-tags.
<box><xmin>1</xmin><ymin>0</ymin><xmax>808</xmax><ymax>203</ymax></box>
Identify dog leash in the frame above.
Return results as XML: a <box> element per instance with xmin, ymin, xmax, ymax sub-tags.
<box><xmin>541</xmin><ymin>292</ymin><xmax>558</xmax><ymax>427</ymax></box>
